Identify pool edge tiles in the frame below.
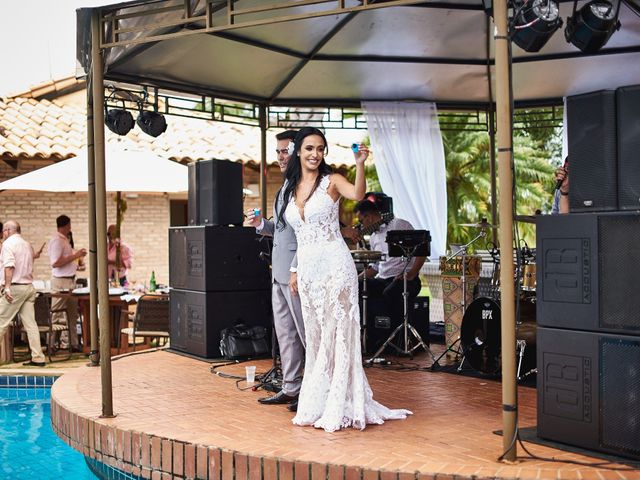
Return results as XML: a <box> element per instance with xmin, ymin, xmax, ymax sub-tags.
<box><xmin>0</xmin><ymin>374</ymin><xmax>58</xmax><ymax>387</ymax></box>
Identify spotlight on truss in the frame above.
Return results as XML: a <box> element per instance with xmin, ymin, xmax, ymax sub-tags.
<box><xmin>136</xmin><ymin>111</ymin><xmax>167</xmax><ymax>137</ymax></box>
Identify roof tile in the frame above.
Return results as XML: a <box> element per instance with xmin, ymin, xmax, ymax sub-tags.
<box><xmin>0</xmin><ymin>92</ymin><xmax>359</xmax><ymax>168</ymax></box>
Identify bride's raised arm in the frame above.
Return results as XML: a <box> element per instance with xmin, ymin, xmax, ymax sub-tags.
<box><xmin>329</xmin><ymin>143</ymin><xmax>368</xmax><ymax>201</ymax></box>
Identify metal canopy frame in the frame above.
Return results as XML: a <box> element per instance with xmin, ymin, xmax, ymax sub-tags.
<box><xmin>81</xmin><ymin>0</ymin><xmax>639</xmax><ymax>463</ymax></box>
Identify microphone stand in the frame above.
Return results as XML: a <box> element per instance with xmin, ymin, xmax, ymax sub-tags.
<box><xmin>255</xmin><ymin>237</ymin><xmax>282</xmax><ymax>392</ymax></box>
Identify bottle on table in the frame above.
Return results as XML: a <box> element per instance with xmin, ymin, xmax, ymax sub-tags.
<box><xmin>149</xmin><ymin>270</ymin><xmax>157</xmax><ymax>292</ymax></box>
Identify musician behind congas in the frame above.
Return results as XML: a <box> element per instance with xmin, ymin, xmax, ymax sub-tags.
<box><xmin>353</xmin><ymin>200</ymin><xmax>427</xmax><ymax>324</ymax></box>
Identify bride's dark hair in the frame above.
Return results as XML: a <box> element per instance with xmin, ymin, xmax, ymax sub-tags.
<box><xmin>276</xmin><ymin>127</ymin><xmax>333</xmax><ymax>230</ymax></box>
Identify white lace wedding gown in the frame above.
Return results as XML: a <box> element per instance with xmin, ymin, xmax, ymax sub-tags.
<box><xmin>284</xmin><ymin>175</ymin><xmax>412</xmax><ymax>432</ymax></box>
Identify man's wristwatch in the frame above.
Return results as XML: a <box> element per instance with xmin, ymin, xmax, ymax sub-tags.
<box><xmin>560</xmin><ymin>190</ymin><xmax>569</xmax><ymax>196</ymax></box>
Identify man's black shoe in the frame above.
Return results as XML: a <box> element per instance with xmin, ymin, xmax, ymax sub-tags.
<box><xmin>22</xmin><ymin>361</ymin><xmax>46</xmax><ymax>367</ymax></box>
<box><xmin>258</xmin><ymin>390</ymin><xmax>297</xmax><ymax>405</ymax></box>
<box><xmin>287</xmin><ymin>399</ymin><xmax>298</xmax><ymax>412</ymax></box>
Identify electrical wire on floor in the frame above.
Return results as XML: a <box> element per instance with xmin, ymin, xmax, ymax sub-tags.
<box><xmin>363</xmin><ymin>356</ymin><xmax>431</xmax><ymax>372</ymax></box>
<box><xmin>110</xmin><ymin>345</ymin><xmax>169</xmax><ymax>362</ymax></box>
<box><xmin>210</xmin><ymin>360</ymin><xmax>281</xmax><ymax>392</ymax></box>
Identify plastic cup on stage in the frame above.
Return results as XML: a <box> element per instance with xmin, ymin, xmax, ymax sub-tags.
<box><xmin>245</xmin><ymin>366</ymin><xmax>256</xmax><ymax>384</ymax></box>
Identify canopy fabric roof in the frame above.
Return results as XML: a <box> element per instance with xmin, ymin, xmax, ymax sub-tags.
<box><xmin>79</xmin><ymin>0</ymin><xmax>640</xmax><ymax>109</ymax></box>
<box><xmin>0</xmin><ymin>147</ymin><xmax>187</xmax><ymax>193</ymax></box>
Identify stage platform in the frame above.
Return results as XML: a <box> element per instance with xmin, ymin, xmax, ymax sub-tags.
<box><xmin>50</xmin><ymin>350</ymin><xmax>637</xmax><ymax>480</ymax></box>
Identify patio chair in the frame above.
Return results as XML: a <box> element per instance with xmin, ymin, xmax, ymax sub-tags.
<box><xmin>21</xmin><ymin>293</ymin><xmax>71</xmax><ymax>362</ymax></box>
<box><xmin>120</xmin><ymin>295</ymin><xmax>170</xmax><ymax>352</ymax></box>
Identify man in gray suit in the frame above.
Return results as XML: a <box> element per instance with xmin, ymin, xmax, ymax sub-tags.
<box><xmin>247</xmin><ymin>130</ymin><xmax>304</xmax><ymax>411</ymax></box>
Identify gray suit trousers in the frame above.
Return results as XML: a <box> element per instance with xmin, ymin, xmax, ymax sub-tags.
<box><xmin>272</xmin><ymin>279</ymin><xmax>305</xmax><ymax>396</ymax></box>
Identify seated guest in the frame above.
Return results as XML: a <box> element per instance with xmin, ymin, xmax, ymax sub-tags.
<box><xmin>353</xmin><ymin>200</ymin><xmax>426</xmax><ymax>325</ymax></box>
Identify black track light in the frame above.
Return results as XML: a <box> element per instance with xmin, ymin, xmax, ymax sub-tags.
<box><xmin>512</xmin><ymin>0</ymin><xmax>563</xmax><ymax>52</ymax></box>
<box><xmin>565</xmin><ymin>0</ymin><xmax>621</xmax><ymax>53</ymax></box>
<box><xmin>105</xmin><ymin>109</ymin><xmax>134</xmax><ymax>136</ymax></box>
<box><xmin>136</xmin><ymin>111</ymin><xmax>167</xmax><ymax>137</ymax></box>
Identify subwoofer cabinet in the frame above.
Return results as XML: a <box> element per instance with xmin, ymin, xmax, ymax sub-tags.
<box><xmin>170</xmin><ymin>288</ymin><xmax>271</xmax><ymax>359</ymax></box>
<box><xmin>536</xmin><ymin>212</ymin><xmax>640</xmax><ymax>336</ymax></box>
<box><xmin>169</xmin><ymin>226</ymin><xmax>271</xmax><ymax>292</ymax></box>
<box><xmin>537</xmin><ymin>326</ymin><xmax>640</xmax><ymax>460</ymax></box>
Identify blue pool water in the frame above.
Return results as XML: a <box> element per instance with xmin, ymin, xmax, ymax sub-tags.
<box><xmin>0</xmin><ymin>387</ymin><xmax>97</xmax><ymax>479</ymax></box>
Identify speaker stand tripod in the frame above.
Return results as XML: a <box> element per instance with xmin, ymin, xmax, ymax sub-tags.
<box><xmin>366</xmin><ymin>250</ymin><xmax>436</xmax><ymax>363</ymax></box>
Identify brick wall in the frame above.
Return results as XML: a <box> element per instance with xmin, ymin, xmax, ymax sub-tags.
<box><xmin>0</xmin><ymin>190</ymin><xmax>171</xmax><ymax>287</ymax></box>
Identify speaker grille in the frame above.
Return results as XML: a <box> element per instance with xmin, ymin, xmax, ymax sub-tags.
<box><xmin>567</xmin><ymin>91</ymin><xmax>618</xmax><ymax>212</ymax></box>
<box><xmin>599</xmin><ymin>216</ymin><xmax>640</xmax><ymax>331</ymax></box>
<box><xmin>600</xmin><ymin>338</ymin><xmax>640</xmax><ymax>456</ymax></box>
<box><xmin>617</xmin><ymin>85</ymin><xmax>640</xmax><ymax>210</ymax></box>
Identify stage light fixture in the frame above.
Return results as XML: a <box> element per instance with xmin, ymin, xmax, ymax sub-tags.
<box><xmin>105</xmin><ymin>109</ymin><xmax>135</xmax><ymax>136</ymax></box>
<box><xmin>512</xmin><ymin>0</ymin><xmax>563</xmax><ymax>52</ymax></box>
<box><xmin>136</xmin><ymin>111</ymin><xmax>167</xmax><ymax>137</ymax></box>
<box><xmin>565</xmin><ymin>0</ymin><xmax>621</xmax><ymax>53</ymax></box>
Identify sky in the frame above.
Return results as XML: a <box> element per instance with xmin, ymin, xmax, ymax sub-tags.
<box><xmin>0</xmin><ymin>0</ymin><xmax>109</xmax><ymax>96</ymax></box>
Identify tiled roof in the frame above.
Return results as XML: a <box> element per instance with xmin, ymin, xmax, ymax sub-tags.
<box><xmin>0</xmin><ymin>93</ymin><xmax>359</xmax><ymax>168</ymax></box>
<box><xmin>5</xmin><ymin>76</ymin><xmax>85</xmax><ymax>100</ymax></box>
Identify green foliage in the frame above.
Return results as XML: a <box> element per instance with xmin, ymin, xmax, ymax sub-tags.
<box><xmin>342</xmin><ymin>110</ymin><xmax>558</xmax><ymax>248</ymax></box>
<box><xmin>443</xmin><ymin>113</ymin><xmax>555</xmax><ymax>249</ymax></box>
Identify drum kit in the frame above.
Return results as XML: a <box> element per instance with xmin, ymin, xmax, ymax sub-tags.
<box><xmin>433</xmin><ymin>220</ymin><xmax>538</xmax><ymax>380</ymax></box>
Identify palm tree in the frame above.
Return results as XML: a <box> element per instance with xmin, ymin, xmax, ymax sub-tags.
<box><xmin>443</xmin><ymin>117</ymin><xmax>555</xmax><ymax>249</ymax></box>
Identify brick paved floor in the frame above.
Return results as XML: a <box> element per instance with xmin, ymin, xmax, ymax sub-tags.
<box><xmin>50</xmin><ymin>350</ymin><xmax>638</xmax><ymax>480</ymax></box>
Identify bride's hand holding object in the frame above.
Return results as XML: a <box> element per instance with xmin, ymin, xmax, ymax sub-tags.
<box><xmin>352</xmin><ymin>143</ymin><xmax>369</xmax><ymax>164</ymax></box>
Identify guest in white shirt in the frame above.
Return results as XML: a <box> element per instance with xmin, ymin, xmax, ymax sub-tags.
<box><xmin>0</xmin><ymin>220</ymin><xmax>46</xmax><ymax>366</ymax></box>
<box><xmin>47</xmin><ymin>215</ymin><xmax>86</xmax><ymax>351</ymax></box>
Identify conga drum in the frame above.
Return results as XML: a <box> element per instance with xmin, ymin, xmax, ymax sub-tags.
<box><xmin>440</xmin><ymin>255</ymin><xmax>481</xmax><ymax>359</ymax></box>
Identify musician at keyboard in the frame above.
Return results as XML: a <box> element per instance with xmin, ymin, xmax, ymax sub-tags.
<box><xmin>353</xmin><ymin>199</ymin><xmax>426</xmax><ymax>325</ymax></box>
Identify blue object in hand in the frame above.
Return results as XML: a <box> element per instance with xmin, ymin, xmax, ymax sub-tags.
<box><xmin>351</xmin><ymin>143</ymin><xmax>359</xmax><ymax>153</ymax></box>
<box><xmin>253</xmin><ymin>208</ymin><xmax>261</xmax><ymax>216</ymax></box>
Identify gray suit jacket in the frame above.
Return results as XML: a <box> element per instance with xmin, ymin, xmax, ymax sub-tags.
<box><xmin>257</xmin><ymin>188</ymin><xmax>297</xmax><ymax>284</ymax></box>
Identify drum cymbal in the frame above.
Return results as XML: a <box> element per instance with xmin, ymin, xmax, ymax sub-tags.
<box><xmin>458</xmin><ymin>221</ymin><xmax>498</xmax><ymax>228</ymax></box>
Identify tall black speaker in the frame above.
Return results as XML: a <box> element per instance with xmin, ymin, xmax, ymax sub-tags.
<box><xmin>188</xmin><ymin>159</ymin><xmax>243</xmax><ymax>226</ymax></box>
<box><xmin>537</xmin><ymin>327</ymin><xmax>640</xmax><ymax>460</ymax></box>
<box><xmin>567</xmin><ymin>90</ymin><xmax>618</xmax><ymax>212</ymax></box>
<box><xmin>616</xmin><ymin>85</ymin><xmax>640</xmax><ymax>210</ymax></box>
<box><xmin>537</xmin><ymin>212</ymin><xmax>640</xmax><ymax>336</ymax></box>
<box><xmin>170</xmin><ymin>289</ymin><xmax>271</xmax><ymax>359</ymax></box>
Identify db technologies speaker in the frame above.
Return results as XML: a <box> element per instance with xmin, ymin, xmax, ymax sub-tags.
<box><xmin>537</xmin><ymin>327</ymin><xmax>640</xmax><ymax>460</ymax></box>
<box><xmin>536</xmin><ymin>212</ymin><xmax>640</xmax><ymax>336</ymax></box>
<box><xmin>170</xmin><ymin>289</ymin><xmax>271</xmax><ymax>359</ymax></box>
<box><xmin>188</xmin><ymin>159</ymin><xmax>243</xmax><ymax>226</ymax></box>
<box><xmin>567</xmin><ymin>90</ymin><xmax>618</xmax><ymax>212</ymax></box>
<box><xmin>616</xmin><ymin>85</ymin><xmax>640</xmax><ymax>210</ymax></box>
<box><xmin>169</xmin><ymin>226</ymin><xmax>270</xmax><ymax>292</ymax></box>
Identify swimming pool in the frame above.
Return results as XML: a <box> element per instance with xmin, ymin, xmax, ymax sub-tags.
<box><xmin>0</xmin><ymin>385</ymin><xmax>97</xmax><ymax>479</ymax></box>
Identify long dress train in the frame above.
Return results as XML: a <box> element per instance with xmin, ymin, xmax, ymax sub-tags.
<box><xmin>284</xmin><ymin>175</ymin><xmax>412</xmax><ymax>432</ymax></box>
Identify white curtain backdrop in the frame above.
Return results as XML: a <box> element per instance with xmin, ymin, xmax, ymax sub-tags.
<box><xmin>362</xmin><ymin>101</ymin><xmax>447</xmax><ymax>260</ymax></box>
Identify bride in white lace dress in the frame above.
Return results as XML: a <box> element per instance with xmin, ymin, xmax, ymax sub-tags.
<box><xmin>276</xmin><ymin>127</ymin><xmax>412</xmax><ymax>432</ymax></box>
